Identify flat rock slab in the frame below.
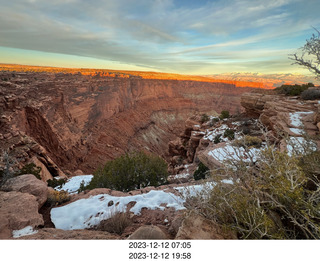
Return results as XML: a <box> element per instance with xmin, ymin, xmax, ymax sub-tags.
<box><xmin>0</xmin><ymin>191</ymin><xmax>44</xmax><ymax>239</ymax></box>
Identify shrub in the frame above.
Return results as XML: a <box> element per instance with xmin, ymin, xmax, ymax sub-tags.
<box><xmin>275</xmin><ymin>83</ymin><xmax>313</xmax><ymax>96</ymax></box>
<box><xmin>95</xmin><ymin>211</ymin><xmax>132</xmax><ymax>235</ymax></box>
<box><xmin>223</xmin><ymin>129</ymin><xmax>235</xmax><ymax>140</ymax></box>
<box><xmin>47</xmin><ymin>178</ymin><xmax>66</xmax><ymax>188</ymax></box>
<box><xmin>209</xmin><ymin>117</ymin><xmax>220</xmax><ymax>127</ymax></box>
<box><xmin>219</xmin><ymin>110</ymin><xmax>230</xmax><ymax>120</ymax></box>
<box><xmin>300</xmin><ymin>88</ymin><xmax>320</xmax><ymax>100</ymax></box>
<box><xmin>214</xmin><ymin>134</ymin><xmax>222</xmax><ymax>144</ymax></box>
<box><xmin>233</xmin><ymin>135</ymin><xmax>262</xmax><ymax>148</ymax></box>
<box><xmin>86</xmin><ymin>151</ymin><xmax>168</xmax><ymax>192</ymax></box>
<box><xmin>16</xmin><ymin>163</ymin><xmax>41</xmax><ymax>180</ymax></box>
<box><xmin>200</xmin><ymin>113</ymin><xmax>210</xmax><ymax>123</ymax></box>
<box><xmin>240</xmin><ymin>126</ymin><xmax>251</xmax><ymax>135</ymax></box>
<box><xmin>185</xmin><ymin>142</ymin><xmax>320</xmax><ymax>239</ymax></box>
<box><xmin>77</xmin><ymin>180</ymin><xmax>86</xmax><ymax>193</ymax></box>
<box><xmin>193</xmin><ymin>162</ymin><xmax>210</xmax><ymax>180</ymax></box>
<box><xmin>47</xmin><ymin>190</ymin><xmax>70</xmax><ymax>206</ymax></box>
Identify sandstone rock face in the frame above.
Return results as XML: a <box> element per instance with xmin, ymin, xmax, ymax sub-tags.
<box><xmin>175</xmin><ymin>213</ymin><xmax>236</xmax><ymax>239</ymax></box>
<box><xmin>128</xmin><ymin>225</ymin><xmax>169</xmax><ymax>240</ymax></box>
<box><xmin>30</xmin><ymin>156</ymin><xmax>54</xmax><ymax>181</ymax></box>
<box><xmin>2</xmin><ymin>174</ymin><xmax>48</xmax><ymax>208</ymax></box>
<box><xmin>241</xmin><ymin>93</ymin><xmax>319</xmax><ymax>137</ymax></box>
<box><xmin>197</xmin><ymin>142</ymin><xmax>227</xmax><ymax>169</ymax></box>
<box><xmin>0</xmin><ymin>191</ymin><xmax>44</xmax><ymax>239</ymax></box>
<box><xmin>0</xmin><ymin>70</ymin><xmax>259</xmax><ymax>174</ymax></box>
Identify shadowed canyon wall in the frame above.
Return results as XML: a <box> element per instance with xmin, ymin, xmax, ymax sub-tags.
<box><xmin>1</xmin><ymin>69</ymin><xmax>262</xmax><ymax>174</ymax></box>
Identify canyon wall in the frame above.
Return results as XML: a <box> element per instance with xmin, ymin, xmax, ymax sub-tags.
<box><xmin>1</xmin><ymin>69</ymin><xmax>259</xmax><ymax>175</ymax></box>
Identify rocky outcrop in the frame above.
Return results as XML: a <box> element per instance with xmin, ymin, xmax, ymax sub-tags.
<box><xmin>0</xmin><ymin>69</ymin><xmax>261</xmax><ymax>174</ymax></box>
<box><xmin>0</xmin><ymin>191</ymin><xmax>44</xmax><ymax>239</ymax></box>
<box><xmin>1</xmin><ymin>174</ymin><xmax>48</xmax><ymax>208</ymax></box>
<box><xmin>168</xmin><ymin>115</ymin><xmax>209</xmax><ymax>175</ymax></box>
<box><xmin>241</xmin><ymin>93</ymin><xmax>320</xmax><ymax>137</ymax></box>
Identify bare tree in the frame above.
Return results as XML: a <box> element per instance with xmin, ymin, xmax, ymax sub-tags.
<box><xmin>0</xmin><ymin>150</ymin><xmax>17</xmax><ymax>187</ymax></box>
<box><xmin>290</xmin><ymin>28</ymin><xmax>320</xmax><ymax>79</ymax></box>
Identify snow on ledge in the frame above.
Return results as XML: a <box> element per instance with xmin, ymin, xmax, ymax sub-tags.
<box><xmin>286</xmin><ymin>137</ymin><xmax>317</xmax><ymax>156</ymax></box>
<box><xmin>208</xmin><ymin>143</ymin><xmax>261</xmax><ymax>163</ymax></box>
<box><xmin>55</xmin><ymin>175</ymin><xmax>93</xmax><ymax>194</ymax></box>
<box><xmin>51</xmin><ymin>190</ymin><xmax>185</xmax><ymax>230</ymax></box>
<box><xmin>12</xmin><ymin>226</ymin><xmax>38</xmax><ymax>238</ymax></box>
<box><xmin>289</xmin><ymin>111</ymin><xmax>313</xmax><ymax>128</ymax></box>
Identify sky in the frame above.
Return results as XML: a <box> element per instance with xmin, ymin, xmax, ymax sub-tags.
<box><xmin>0</xmin><ymin>0</ymin><xmax>319</xmax><ymax>75</ymax></box>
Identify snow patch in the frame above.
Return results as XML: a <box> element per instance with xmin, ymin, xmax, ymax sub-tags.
<box><xmin>286</xmin><ymin>137</ymin><xmax>317</xmax><ymax>156</ymax></box>
<box><xmin>175</xmin><ymin>180</ymin><xmax>233</xmax><ymax>198</ymax></box>
<box><xmin>204</xmin><ymin>124</ymin><xmax>229</xmax><ymax>142</ymax></box>
<box><xmin>289</xmin><ymin>111</ymin><xmax>313</xmax><ymax>127</ymax></box>
<box><xmin>12</xmin><ymin>226</ymin><xmax>38</xmax><ymax>238</ymax></box>
<box><xmin>289</xmin><ymin>128</ymin><xmax>304</xmax><ymax>135</ymax></box>
<box><xmin>55</xmin><ymin>175</ymin><xmax>93</xmax><ymax>194</ymax></box>
<box><xmin>208</xmin><ymin>143</ymin><xmax>260</xmax><ymax>163</ymax></box>
<box><xmin>51</xmin><ymin>190</ymin><xmax>185</xmax><ymax>230</ymax></box>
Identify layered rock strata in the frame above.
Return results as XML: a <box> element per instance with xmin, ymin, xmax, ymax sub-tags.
<box><xmin>1</xmin><ymin>70</ymin><xmax>257</xmax><ymax>176</ymax></box>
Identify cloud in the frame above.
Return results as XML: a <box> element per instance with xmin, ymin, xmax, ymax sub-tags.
<box><xmin>0</xmin><ymin>0</ymin><xmax>319</xmax><ymax>74</ymax></box>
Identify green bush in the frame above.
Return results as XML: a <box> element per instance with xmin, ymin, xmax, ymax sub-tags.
<box><xmin>209</xmin><ymin>117</ymin><xmax>220</xmax><ymax>127</ymax></box>
<box><xmin>275</xmin><ymin>83</ymin><xmax>313</xmax><ymax>96</ymax></box>
<box><xmin>214</xmin><ymin>134</ymin><xmax>222</xmax><ymax>144</ymax></box>
<box><xmin>219</xmin><ymin>110</ymin><xmax>230</xmax><ymax>120</ymax></box>
<box><xmin>16</xmin><ymin>163</ymin><xmax>41</xmax><ymax>180</ymax></box>
<box><xmin>193</xmin><ymin>162</ymin><xmax>210</xmax><ymax>180</ymax></box>
<box><xmin>86</xmin><ymin>151</ymin><xmax>168</xmax><ymax>192</ymax></box>
<box><xmin>200</xmin><ymin>113</ymin><xmax>210</xmax><ymax>123</ymax></box>
<box><xmin>223</xmin><ymin>129</ymin><xmax>235</xmax><ymax>140</ymax></box>
<box><xmin>47</xmin><ymin>178</ymin><xmax>66</xmax><ymax>188</ymax></box>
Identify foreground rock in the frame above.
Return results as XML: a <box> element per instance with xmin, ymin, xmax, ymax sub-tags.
<box><xmin>128</xmin><ymin>225</ymin><xmax>169</xmax><ymax>240</ymax></box>
<box><xmin>1</xmin><ymin>174</ymin><xmax>48</xmax><ymax>208</ymax></box>
<box><xmin>175</xmin><ymin>213</ymin><xmax>236</xmax><ymax>239</ymax></box>
<box><xmin>0</xmin><ymin>191</ymin><xmax>44</xmax><ymax>239</ymax></box>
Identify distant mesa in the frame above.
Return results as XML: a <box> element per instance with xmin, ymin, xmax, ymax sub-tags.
<box><xmin>0</xmin><ymin>63</ymin><xmax>276</xmax><ymax>89</ymax></box>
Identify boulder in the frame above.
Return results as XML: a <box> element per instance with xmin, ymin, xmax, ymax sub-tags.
<box><xmin>74</xmin><ymin>169</ymin><xmax>84</xmax><ymax>176</ymax></box>
<box><xmin>128</xmin><ymin>225</ymin><xmax>169</xmax><ymax>240</ymax></box>
<box><xmin>175</xmin><ymin>213</ymin><xmax>236</xmax><ymax>239</ymax></box>
<box><xmin>0</xmin><ymin>191</ymin><xmax>44</xmax><ymax>239</ymax></box>
<box><xmin>2</xmin><ymin>174</ymin><xmax>48</xmax><ymax>208</ymax></box>
<box><xmin>197</xmin><ymin>142</ymin><xmax>226</xmax><ymax>169</ymax></box>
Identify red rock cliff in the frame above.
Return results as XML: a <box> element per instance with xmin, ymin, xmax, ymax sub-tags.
<box><xmin>0</xmin><ymin>68</ymin><xmax>262</xmax><ymax>175</ymax></box>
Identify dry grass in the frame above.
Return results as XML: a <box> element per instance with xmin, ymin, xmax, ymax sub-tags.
<box><xmin>47</xmin><ymin>190</ymin><xmax>70</xmax><ymax>206</ymax></box>
<box><xmin>96</xmin><ymin>211</ymin><xmax>132</xmax><ymax>235</ymax></box>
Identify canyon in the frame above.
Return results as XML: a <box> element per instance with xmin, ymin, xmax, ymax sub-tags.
<box><xmin>2</xmin><ymin>65</ymin><xmax>320</xmax><ymax>240</ymax></box>
<box><xmin>1</xmin><ymin>64</ymin><xmax>270</xmax><ymax>179</ymax></box>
